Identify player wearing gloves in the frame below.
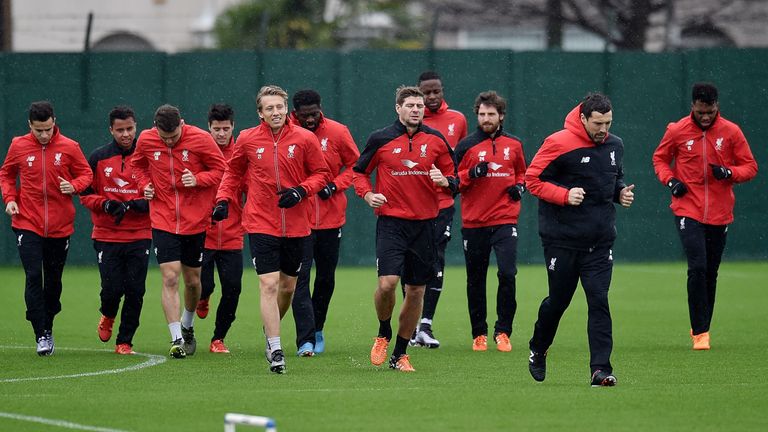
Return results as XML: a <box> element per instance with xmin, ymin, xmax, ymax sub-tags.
<box><xmin>214</xmin><ymin>85</ymin><xmax>331</xmax><ymax>374</ymax></box>
<box><xmin>80</xmin><ymin>106</ymin><xmax>151</xmax><ymax>355</ymax></box>
<box><xmin>652</xmin><ymin>82</ymin><xmax>758</xmax><ymax>350</ymax></box>
<box><xmin>455</xmin><ymin>91</ymin><xmax>527</xmax><ymax>353</ymax></box>
<box><xmin>289</xmin><ymin>89</ymin><xmax>360</xmax><ymax>357</ymax></box>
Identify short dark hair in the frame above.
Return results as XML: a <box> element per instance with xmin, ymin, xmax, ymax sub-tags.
<box><xmin>418</xmin><ymin>71</ymin><xmax>441</xmax><ymax>85</ymax></box>
<box><xmin>154</xmin><ymin>104</ymin><xmax>181</xmax><ymax>132</ymax></box>
<box><xmin>395</xmin><ymin>86</ymin><xmax>424</xmax><ymax>106</ymax></box>
<box><xmin>473</xmin><ymin>91</ymin><xmax>506</xmax><ymax>116</ymax></box>
<box><xmin>692</xmin><ymin>82</ymin><xmax>718</xmax><ymax>104</ymax></box>
<box><xmin>580</xmin><ymin>93</ymin><xmax>612</xmax><ymax>118</ymax></box>
<box><xmin>29</xmin><ymin>101</ymin><xmax>54</xmax><ymax>122</ymax></box>
<box><xmin>292</xmin><ymin>89</ymin><xmax>322</xmax><ymax>110</ymax></box>
<box><xmin>208</xmin><ymin>104</ymin><xmax>234</xmax><ymax>124</ymax></box>
<box><xmin>109</xmin><ymin>105</ymin><xmax>135</xmax><ymax>126</ymax></box>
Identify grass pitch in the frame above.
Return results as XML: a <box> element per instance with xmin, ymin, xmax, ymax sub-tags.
<box><xmin>1</xmin><ymin>262</ymin><xmax>767</xmax><ymax>431</ymax></box>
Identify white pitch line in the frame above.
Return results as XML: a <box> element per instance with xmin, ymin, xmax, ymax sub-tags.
<box><xmin>0</xmin><ymin>411</ymin><xmax>130</xmax><ymax>432</ymax></box>
<box><xmin>0</xmin><ymin>346</ymin><xmax>166</xmax><ymax>383</ymax></box>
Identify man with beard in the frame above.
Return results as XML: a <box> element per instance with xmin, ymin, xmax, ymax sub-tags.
<box><xmin>455</xmin><ymin>91</ymin><xmax>526</xmax><ymax>353</ymax></box>
<box><xmin>525</xmin><ymin>93</ymin><xmax>635</xmax><ymax>386</ymax></box>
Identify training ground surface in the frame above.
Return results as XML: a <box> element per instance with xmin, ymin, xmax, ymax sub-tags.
<box><xmin>1</xmin><ymin>262</ymin><xmax>767</xmax><ymax>431</ymax></box>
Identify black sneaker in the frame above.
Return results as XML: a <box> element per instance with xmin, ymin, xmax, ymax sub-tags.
<box><xmin>590</xmin><ymin>370</ymin><xmax>617</xmax><ymax>387</ymax></box>
<box><xmin>181</xmin><ymin>326</ymin><xmax>196</xmax><ymax>355</ymax></box>
<box><xmin>269</xmin><ymin>349</ymin><xmax>286</xmax><ymax>374</ymax></box>
<box><xmin>528</xmin><ymin>350</ymin><xmax>547</xmax><ymax>382</ymax></box>
<box><xmin>169</xmin><ymin>338</ymin><xmax>186</xmax><ymax>359</ymax></box>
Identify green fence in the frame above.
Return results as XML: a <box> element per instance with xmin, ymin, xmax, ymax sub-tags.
<box><xmin>1</xmin><ymin>49</ymin><xmax>766</xmax><ymax>266</ymax></box>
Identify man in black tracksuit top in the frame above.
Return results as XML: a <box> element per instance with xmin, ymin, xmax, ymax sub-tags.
<box><xmin>524</xmin><ymin>94</ymin><xmax>635</xmax><ymax>387</ymax></box>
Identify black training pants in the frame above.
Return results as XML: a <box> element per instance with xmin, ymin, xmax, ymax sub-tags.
<box><xmin>94</xmin><ymin>239</ymin><xmax>151</xmax><ymax>345</ymax></box>
<box><xmin>529</xmin><ymin>244</ymin><xmax>614</xmax><ymax>374</ymax></box>
<box><xmin>14</xmin><ymin>229</ymin><xmax>69</xmax><ymax>338</ymax></box>
<box><xmin>201</xmin><ymin>248</ymin><xmax>244</xmax><ymax>342</ymax></box>
<box><xmin>675</xmin><ymin>216</ymin><xmax>727</xmax><ymax>335</ymax></box>
<box><xmin>422</xmin><ymin>205</ymin><xmax>454</xmax><ymax>322</ymax></box>
<box><xmin>292</xmin><ymin>228</ymin><xmax>342</xmax><ymax>348</ymax></box>
<box><xmin>462</xmin><ymin>224</ymin><xmax>518</xmax><ymax>338</ymax></box>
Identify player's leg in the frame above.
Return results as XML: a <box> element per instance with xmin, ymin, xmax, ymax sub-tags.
<box><xmin>15</xmin><ymin>229</ymin><xmax>49</xmax><ymax>353</ymax></box>
<box><xmin>311</xmin><ymin>227</ymin><xmax>342</xmax><ymax>352</ymax></box>
<box><xmin>197</xmin><ymin>248</ymin><xmax>216</xmax><ymax>319</ymax></box>
<box><xmin>291</xmin><ymin>233</ymin><xmax>316</xmax><ymax>355</ymax></box>
<box><xmin>528</xmin><ymin>245</ymin><xmax>580</xmax><ymax>381</ymax></box>
<box><xmin>580</xmin><ymin>245</ymin><xmax>614</xmax><ymax>380</ymax></box>
<box><xmin>492</xmin><ymin>224</ymin><xmax>518</xmax><ymax>352</ymax></box>
<box><xmin>116</xmin><ymin>239</ymin><xmax>151</xmax><ymax>353</ymax></box>
<box><xmin>94</xmin><ymin>240</ymin><xmax>123</xmax><ymax>343</ymax></box>
<box><xmin>418</xmin><ymin>206</ymin><xmax>453</xmax><ymax>342</ymax></box>
<box><xmin>178</xmin><ymin>232</ymin><xmax>205</xmax><ymax>355</ymax></box>
<box><xmin>462</xmin><ymin>226</ymin><xmax>492</xmax><ymax>350</ymax></box>
<box><xmin>250</xmin><ymin>233</ymin><xmax>286</xmax><ymax>373</ymax></box>
<box><xmin>154</xmin><ymin>229</ymin><xmax>185</xmax><ymax>357</ymax></box>
<box><xmin>210</xmin><ymin>250</ymin><xmax>243</xmax><ymax>352</ymax></box>
<box><xmin>675</xmin><ymin>216</ymin><xmax>708</xmax><ymax>337</ymax></box>
<box><xmin>373</xmin><ymin>216</ymin><xmax>407</xmax><ymax>365</ymax></box>
<box><xmin>41</xmin><ymin>236</ymin><xmax>69</xmax><ymax>335</ymax></box>
<box><xmin>703</xmin><ymin>224</ymin><xmax>727</xmax><ymax>333</ymax></box>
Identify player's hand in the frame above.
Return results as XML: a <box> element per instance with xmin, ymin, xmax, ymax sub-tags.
<box><xmin>507</xmin><ymin>183</ymin><xmax>526</xmax><ymax>201</ymax></box>
<box><xmin>710</xmin><ymin>164</ymin><xmax>732</xmax><ymax>180</ymax></box>
<box><xmin>5</xmin><ymin>201</ymin><xmax>19</xmax><ymax>216</ymax></box>
<box><xmin>619</xmin><ymin>184</ymin><xmax>635</xmax><ymax>208</ymax></box>
<box><xmin>429</xmin><ymin>164</ymin><xmax>448</xmax><ymax>187</ymax></box>
<box><xmin>181</xmin><ymin>168</ymin><xmax>197</xmax><ymax>187</ymax></box>
<box><xmin>667</xmin><ymin>178</ymin><xmax>687</xmax><ymax>197</ymax></box>
<box><xmin>364</xmin><ymin>192</ymin><xmax>387</xmax><ymax>208</ymax></box>
<box><xmin>58</xmin><ymin>176</ymin><xmax>75</xmax><ymax>195</ymax></box>
<box><xmin>469</xmin><ymin>162</ymin><xmax>488</xmax><ymax>179</ymax></box>
<box><xmin>567</xmin><ymin>187</ymin><xmax>585</xmax><ymax>206</ymax></box>
<box><xmin>211</xmin><ymin>200</ymin><xmax>229</xmax><ymax>222</ymax></box>
<box><xmin>144</xmin><ymin>183</ymin><xmax>155</xmax><ymax>200</ymax></box>
<box><xmin>277</xmin><ymin>186</ymin><xmax>307</xmax><ymax>208</ymax></box>
<box><xmin>317</xmin><ymin>183</ymin><xmax>337</xmax><ymax>200</ymax></box>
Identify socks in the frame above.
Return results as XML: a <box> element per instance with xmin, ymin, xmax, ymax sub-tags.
<box><xmin>267</xmin><ymin>337</ymin><xmax>282</xmax><ymax>352</ymax></box>
<box><xmin>169</xmin><ymin>322</ymin><xmax>182</xmax><ymax>341</ymax></box>
<box><xmin>391</xmin><ymin>335</ymin><xmax>409</xmax><ymax>359</ymax></box>
<box><xmin>181</xmin><ymin>308</ymin><xmax>195</xmax><ymax>329</ymax></box>
<box><xmin>378</xmin><ymin>318</ymin><xmax>392</xmax><ymax>340</ymax></box>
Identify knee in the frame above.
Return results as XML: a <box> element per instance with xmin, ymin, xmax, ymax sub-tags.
<box><xmin>162</xmin><ymin>274</ymin><xmax>179</xmax><ymax>289</ymax></box>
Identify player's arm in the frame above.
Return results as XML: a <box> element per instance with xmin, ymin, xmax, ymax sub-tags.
<box><xmin>79</xmin><ymin>151</ymin><xmax>108</xmax><ymax>212</ymax></box>
<box><xmin>331</xmin><ymin>127</ymin><xmax>360</xmax><ymax>192</ymax></box>
<box><xmin>525</xmin><ymin>138</ymin><xmax>570</xmax><ymax>206</ymax></box>
<box><xmin>129</xmin><ymin>135</ymin><xmax>152</xmax><ymax>190</ymax></box>
<box><xmin>0</xmin><ymin>142</ymin><xmax>20</xmax><ymax>205</ymax></box>
<box><xmin>193</xmin><ymin>138</ymin><xmax>227</xmax><ymax>187</ymax></box>
<box><xmin>725</xmin><ymin>127</ymin><xmax>758</xmax><ymax>183</ymax></box>
<box><xmin>216</xmin><ymin>138</ymin><xmax>248</xmax><ymax>204</ymax></box>
<box><xmin>65</xmin><ymin>144</ymin><xmax>93</xmax><ymax>194</ymax></box>
<box><xmin>651</xmin><ymin>124</ymin><xmax>679</xmax><ymax>185</ymax></box>
<box><xmin>352</xmin><ymin>134</ymin><xmax>381</xmax><ymax>198</ymax></box>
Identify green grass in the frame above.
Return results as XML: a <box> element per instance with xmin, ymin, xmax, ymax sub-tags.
<box><xmin>1</xmin><ymin>262</ymin><xmax>767</xmax><ymax>431</ymax></box>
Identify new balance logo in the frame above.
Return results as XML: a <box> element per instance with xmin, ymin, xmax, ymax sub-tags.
<box><xmin>256</xmin><ymin>147</ymin><xmax>265</xmax><ymax>159</ymax></box>
<box><xmin>402</xmin><ymin>159</ymin><xmax>418</xmax><ymax>169</ymax></box>
<box><xmin>26</xmin><ymin>156</ymin><xmax>35</xmax><ymax>167</ymax></box>
<box><xmin>686</xmin><ymin>140</ymin><xmax>694</xmax><ymax>151</ymax></box>
<box><xmin>548</xmin><ymin>257</ymin><xmax>557</xmax><ymax>271</ymax></box>
<box><xmin>393</xmin><ymin>148</ymin><xmax>402</xmax><ymax>154</ymax></box>
<box><xmin>478</xmin><ymin>151</ymin><xmax>487</xmax><ymax>162</ymax></box>
<box><xmin>580</xmin><ymin>157</ymin><xmax>591</xmax><ymax>163</ymax></box>
<box><xmin>153</xmin><ymin>151</ymin><xmax>161</xmax><ymax>160</ymax></box>
<box><xmin>104</xmin><ymin>167</ymin><xmax>113</xmax><ymax>177</ymax></box>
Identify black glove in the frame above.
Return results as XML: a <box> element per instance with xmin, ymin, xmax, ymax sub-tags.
<box><xmin>103</xmin><ymin>199</ymin><xmax>122</xmax><ymax>215</ymax></box>
<box><xmin>317</xmin><ymin>183</ymin><xmax>337</xmax><ymax>200</ymax></box>
<box><xmin>103</xmin><ymin>200</ymin><xmax>129</xmax><ymax>225</ymax></box>
<box><xmin>667</xmin><ymin>178</ymin><xmax>688</xmax><ymax>198</ymax></box>
<box><xmin>125</xmin><ymin>199</ymin><xmax>149</xmax><ymax>213</ymax></box>
<box><xmin>507</xmin><ymin>183</ymin><xmax>526</xmax><ymax>201</ymax></box>
<box><xmin>710</xmin><ymin>164</ymin><xmax>732</xmax><ymax>180</ymax></box>
<box><xmin>211</xmin><ymin>200</ymin><xmax>229</xmax><ymax>222</ymax></box>
<box><xmin>469</xmin><ymin>162</ymin><xmax>488</xmax><ymax>179</ymax></box>
<box><xmin>277</xmin><ymin>186</ymin><xmax>307</xmax><ymax>208</ymax></box>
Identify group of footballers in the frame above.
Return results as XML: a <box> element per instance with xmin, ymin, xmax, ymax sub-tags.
<box><xmin>1</xmin><ymin>72</ymin><xmax>757</xmax><ymax>384</ymax></box>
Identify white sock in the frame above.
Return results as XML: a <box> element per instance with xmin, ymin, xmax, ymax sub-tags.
<box><xmin>267</xmin><ymin>337</ymin><xmax>281</xmax><ymax>352</ymax></box>
<box><xmin>420</xmin><ymin>318</ymin><xmax>433</xmax><ymax>326</ymax></box>
<box><xmin>181</xmin><ymin>309</ymin><xmax>195</xmax><ymax>329</ymax></box>
<box><xmin>169</xmin><ymin>322</ymin><xmax>182</xmax><ymax>341</ymax></box>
